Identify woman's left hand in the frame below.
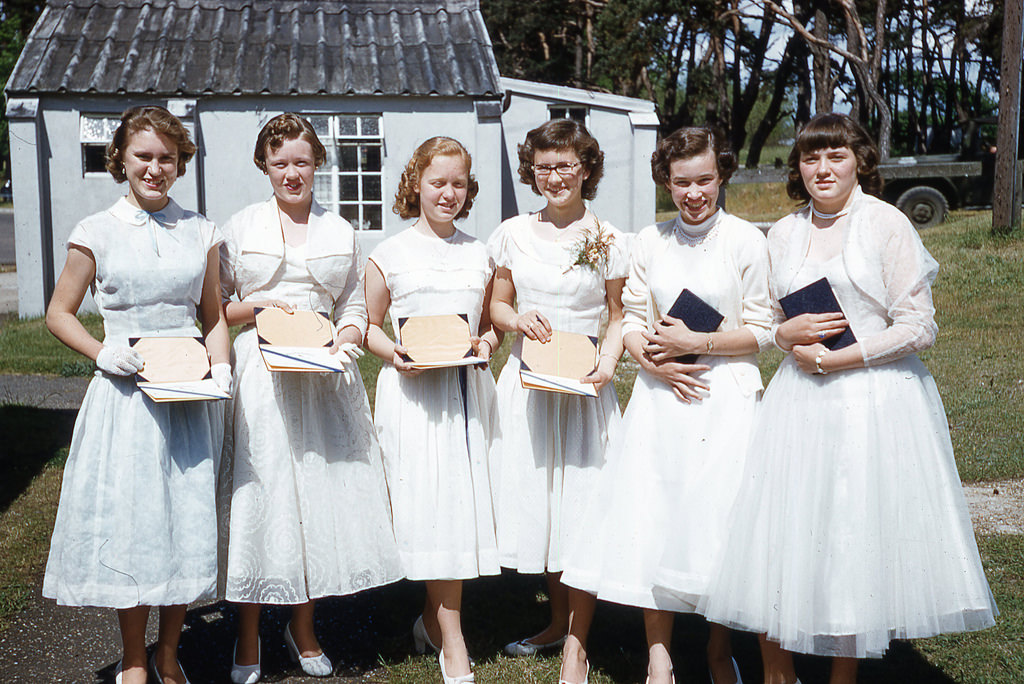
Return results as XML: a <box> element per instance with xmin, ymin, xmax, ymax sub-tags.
<box><xmin>330</xmin><ymin>325</ymin><xmax>365</xmax><ymax>364</ymax></box>
<box><xmin>793</xmin><ymin>342</ymin><xmax>827</xmax><ymax>374</ymax></box>
<box><xmin>643</xmin><ymin>315</ymin><xmax>705</xmax><ymax>362</ymax></box>
<box><xmin>581</xmin><ymin>354</ymin><xmax>616</xmax><ymax>391</ymax></box>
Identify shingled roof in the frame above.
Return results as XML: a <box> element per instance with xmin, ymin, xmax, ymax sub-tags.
<box><xmin>5</xmin><ymin>0</ymin><xmax>503</xmax><ymax>98</ymax></box>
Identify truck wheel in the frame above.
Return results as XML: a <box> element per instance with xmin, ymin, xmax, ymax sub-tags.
<box><xmin>896</xmin><ymin>186</ymin><xmax>948</xmax><ymax>229</ymax></box>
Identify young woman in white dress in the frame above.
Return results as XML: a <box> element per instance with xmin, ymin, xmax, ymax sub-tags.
<box><xmin>43</xmin><ymin>106</ymin><xmax>231</xmax><ymax>684</ymax></box>
<box><xmin>700</xmin><ymin>113</ymin><xmax>998</xmax><ymax>684</ymax></box>
<box><xmin>218</xmin><ymin>114</ymin><xmax>403</xmax><ymax>683</ymax></box>
<box><xmin>487</xmin><ymin>119</ymin><xmax>627</xmax><ymax>684</ymax></box>
<box><xmin>365</xmin><ymin>137</ymin><xmax>502</xmax><ymax>684</ymax></box>
<box><xmin>561</xmin><ymin>127</ymin><xmax>772</xmax><ymax>684</ymax></box>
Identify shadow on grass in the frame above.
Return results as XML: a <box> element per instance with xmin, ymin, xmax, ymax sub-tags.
<box><xmin>0</xmin><ymin>404</ymin><xmax>75</xmax><ymax>513</ymax></box>
<box><xmin>165</xmin><ymin>570</ymin><xmax>964</xmax><ymax>683</ymax></box>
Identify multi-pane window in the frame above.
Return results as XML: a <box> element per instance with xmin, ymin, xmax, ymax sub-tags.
<box><xmin>549</xmin><ymin>106</ymin><xmax>588</xmax><ymax>124</ymax></box>
<box><xmin>308</xmin><ymin>114</ymin><xmax>384</xmax><ymax>231</ymax></box>
<box><xmin>80</xmin><ymin>115</ymin><xmax>121</xmax><ymax>174</ymax></box>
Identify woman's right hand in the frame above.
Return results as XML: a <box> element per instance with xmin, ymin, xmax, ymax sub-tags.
<box><xmin>392</xmin><ymin>343</ymin><xmax>424</xmax><ymax>377</ymax></box>
<box><xmin>513</xmin><ymin>309</ymin><xmax>552</xmax><ymax>342</ymax></box>
<box><xmin>95</xmin><ymin>345</ymin><xmax>145</xmax><ymax>376</ymax></box>
<box><xmin>638</xmin><ymin>351</ymin><xmax>710</xmax><ymax>403</ymax></box>
<box><xmin>775</xmin><ymin>312</ymin><xmax>848</xmax><ymax>350</ymax></box>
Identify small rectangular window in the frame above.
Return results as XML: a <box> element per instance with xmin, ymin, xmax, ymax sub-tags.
<box><xmin>549</xmin><ymin>107</ymin><xmax>588</xmax><ymax>124</ymax></box>
<box><xmin>308</xmin><ymin>114</ymin><xmax>385</xmax><ymax>231</ymax></box>
<box><xmin>80</xmin><ymin>115</ymin><xmax>120</xmax><ymax>175</ymax></box>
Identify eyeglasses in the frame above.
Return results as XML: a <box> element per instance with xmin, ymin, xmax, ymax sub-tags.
<box><xmin>532</xmin><ymin>162</ymin><xmax>582</xmax><ymax>178</ymax></box>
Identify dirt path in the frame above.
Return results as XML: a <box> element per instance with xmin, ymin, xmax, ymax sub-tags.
<box><xmin>963</xmin><ymin>478</ymin><xmax>1024</xmax><ymax>535</ymax></box>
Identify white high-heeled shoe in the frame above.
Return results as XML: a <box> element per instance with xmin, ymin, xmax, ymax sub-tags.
<box><xmin>283</xmin><ymin>621</ymin><xmax>332</xmax><ymax>677</ymax></box>
<box><xmin>148</xmin><ymin>652</ymin><xmax>191</xmax><ymax>684</ymax></box>
<box><xmin>503</xmin><ymin>634</ymin><xmax>567</xmax><ymax>656</ymax></box>
<box><xmin>230</xmin><ymin>636</ymin><xmax>261</xmax><ymax>684</ymax></box>
<box><xmin>113</xmin><ymin>660</ymin><xmax>123</xmax><ymax>684</ymax></box>
<box><xmin>558</xmin><ymin>660</ymin><xmax>589</xmax><ymax>684</ymax></box>
<box><xmin>413</xmin><ymin>614</ymin><xmax>440</xmax><ymax>654</ymax></box>
<box><xmin>438</xmin><ymin>649</ymin><xmax>475</xmax><ymax>684</ymax></box>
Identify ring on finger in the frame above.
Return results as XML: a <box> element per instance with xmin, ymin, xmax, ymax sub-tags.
<box><xmin>818</xmin><ymin>331</ymin><xmax>826</xmax><ymax>339</ymax></box>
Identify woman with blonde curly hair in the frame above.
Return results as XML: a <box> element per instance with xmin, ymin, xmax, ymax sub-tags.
<box><xmin>365</xmin><ymin>136</ymin><xmax>502</xmax><ymax>684</ymax></box>
<box><xmin>43</xmin><ymin>105</ymin><xmax>230</xmax><ymax>684</ymax></box>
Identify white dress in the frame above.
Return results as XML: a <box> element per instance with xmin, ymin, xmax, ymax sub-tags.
<box><xmin>700</xmin><ymin>188</ymin><xmax>998</xmax><ymax>658</ymax></box>
<box><xmin>487</xmin><ymin>214</ymin><xmax>629</xmax><ymax>573</ymax></box>
<box><xmin>42</xmin><ymin>197</ymin><xmax>224</xmax><ymax>608</ymax></box>
<box><xmin>369</xmin><ymin>227</ymin><xmax>500</xmax><ymax>581</ymax></box>
<box><xmin>217</xmin><ymin>199</ymin><xmax>403</xmax><ymax>604</ymax></box>
<box><xmin>561</xmin><ymin>211</ymin><xmax>772</xmax><ymax>610</ymax></box>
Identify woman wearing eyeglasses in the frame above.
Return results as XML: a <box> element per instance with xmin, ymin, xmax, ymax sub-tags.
<box><xmin>488</xmin><ymin>119</ymin><xmax>628</xmax><ymax>684</ymax></box>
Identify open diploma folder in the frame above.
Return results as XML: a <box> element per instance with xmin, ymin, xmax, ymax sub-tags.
<box><xmin>519</xmin><ymin>330</ymin><xmax>599</xmax><ymax>397</ymax></box>
<box><xmin>255</xmin><ymin>308</ymin><xmax>345</xmax><ymax>373</ymax></box>
<box><xmin>397</xmin><ymin>314</ymin><xmax>485</xmax><ymax>369</ymax></box>
<box><xmin>664</xmin><ymin>288</ymin><xmax>725</xmax><ymax>364</ymax></box>
<box><xmin>131</xmin><ymin>336</ymin><xmax>230</xmax><ymax>402</ymax></box>
<box><xmin>778</xmin><ymin>277</ymin><xmax>857</xmax><ymax>350</ymax></box>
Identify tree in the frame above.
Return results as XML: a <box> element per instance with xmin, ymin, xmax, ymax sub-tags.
<box><xmin>1</xmin><ymin>1</ymin><xmax>44</xmax><ymax>183</ymax></box>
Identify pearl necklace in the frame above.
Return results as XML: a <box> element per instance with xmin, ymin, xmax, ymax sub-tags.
<box><xmin>810</xmin><ymin>203</ymin><xmax>849</xmax><ymax>220</ymax></box>
<box><xmin>675</xmin><ymin>212</ymin><xmax>718</xmax><ymax>246</ymax></box>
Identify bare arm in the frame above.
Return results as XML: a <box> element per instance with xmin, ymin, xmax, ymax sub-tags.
<box><xmin>582</xmin><ymin>277</ymin><xmax>625</xmax><ymax>390</ymax></box>
<box><xmin>473</xmin><ymin>272</ymin><xmax>503</xmax><ymax>363</ymax></box>
<box><xmin>364</xmin><ymin>259</ymin><xmax>420</xmax><ymax>375</ymax></box>
<box><xmin>489</xmin><ymin>265</ymin><xmax>552</xmax><ymax>342</ymax></box>
<box><xmin>45</xmin><ymin>246</ymin><xmax>104</xmax><ymax>361</ymax></box>
<box><xmin>199</xmin><ymin>246</ymin><xmax>230</xmax><ymax>366</ymax></box>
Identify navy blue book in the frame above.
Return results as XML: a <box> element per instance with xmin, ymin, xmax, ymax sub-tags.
<box><xmin>663</xmin><ymin>288</ymin><xmax>724</xmax><ymax>363</ymax></box>
<box><xmin>778</xmin><ymin>277</ymin><xmax>857</xmax><ymax>350</ymax></box>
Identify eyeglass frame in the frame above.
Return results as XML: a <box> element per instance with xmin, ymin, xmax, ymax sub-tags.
<box><xmin>531</xmin><ymin>161</ymin><xmax>583</xmax><ymax>178</ymax></box>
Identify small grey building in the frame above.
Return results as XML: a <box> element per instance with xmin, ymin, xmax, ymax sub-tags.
<box><xmin>5</xmin><ymin>0</ymin><xmax>656</xmax><ymax>317</ymax></box>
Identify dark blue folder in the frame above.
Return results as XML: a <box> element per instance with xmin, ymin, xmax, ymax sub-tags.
<box><xmin>778</xmin><ymin>277</ymin><xmax>857</xmax><ymax>350</ymax></box>
<box><xmin>664</xmin><ymin>289</ymin><xmax>724</xmax><ymax>363</ymax></box>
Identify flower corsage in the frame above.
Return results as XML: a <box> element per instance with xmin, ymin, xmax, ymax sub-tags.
<box><xmin>565</xmin><ymin>219</ymin><xmax>614</xmax><ymax>275</ymax></box>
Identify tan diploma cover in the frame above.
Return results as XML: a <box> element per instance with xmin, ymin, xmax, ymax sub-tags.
<box><xmin>519</xmin><ymin>330</ymin><xmax>599</xmax><ymax>397</ymax></box>
<box><xmin>131</xmin><ymin>336</ymin><xmax>230</xmax><ymax>402</ymax></box>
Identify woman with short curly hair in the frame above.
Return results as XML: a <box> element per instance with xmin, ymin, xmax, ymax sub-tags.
<box><xmin>562</xmin><ymin>125</ymin><xmax>771</xmax><ymax>684</ymax></box>
<box><xmin>365</xmin><ymin>136</ymin><xmax>501</xmax><ymax>684</ymax></box>
<box><xmin>218</xmin><ymin>113</ymin><xmax>402</xmax><ymax>683</ymax></box>
<box><xmin>488</xmin><ymin>118</ymin><xmax>628</xmax><ymax>684</ymax></box>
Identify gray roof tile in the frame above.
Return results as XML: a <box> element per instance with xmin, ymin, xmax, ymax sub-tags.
<box><xmin>6</xmin><ymin>0</ymin><xmax>503</xmax><ymax>98</ymax></box>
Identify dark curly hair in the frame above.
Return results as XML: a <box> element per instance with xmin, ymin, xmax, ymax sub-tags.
<box><xmin>516</xmin><ymin>119</ymin><xmax>604</xmax><ymax>201</ymax></box>
<box><xmin>253</xmin><ymin>113</ymin><xmax>327</xmax><ymax>173</ymax></box>
<box><xmin>106</xmin><ymin>106</ymin><xmax>196</xmax><ymax>182</ymax></box>
<box><xmin>393</xmin><ymin>137</ymin><xmax>479</xmax><ymax>220</ymax></box>
<box><xmin>786</xmin><ymin>113</ymin><xmax>883</xmax><ymax>201</ymax></box>
<box><xmin>650</xmin><ymin>126</ymin><xmax>737</xmax><ymax>186</ymax></box>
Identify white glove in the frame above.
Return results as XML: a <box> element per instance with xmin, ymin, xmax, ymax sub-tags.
<box><xmin>96</xmin><ymin>345</ymin><xmax>145</xmax><ymax>376</ymax></box>
<box><xmin>211</xmin><ymin>363</ymin><xmax>233</xmax><ymax>393</ymax></box>
<box><xmin>333</xmin><ymin>342</ymin><xmax>365</xmax><ymax>364</ymax></box>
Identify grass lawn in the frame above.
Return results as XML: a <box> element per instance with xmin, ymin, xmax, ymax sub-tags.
<box><xmin>1</xmin><ymin>210</ymin><xmax>1022</xmax><ymax>680</ymax></box>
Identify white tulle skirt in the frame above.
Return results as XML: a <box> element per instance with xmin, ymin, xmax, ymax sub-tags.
<box><xmin>562</xmin><ymin>358</ymin><xmax>757</xmax><ymax>611</ymax></box>
<box><xmin>698</xmin><ymin>354</ymin><xmax>998</xmax><ymax>658</ymax></box>
<box><xmin>493</xmin><ymin>353</ymin><xmax>620</xmax><ymax>574</ymax></box>
<box><xmin>218</xmin><ymin>328</ymin><xmax>403</xmax><ymax>604</ymax></box>
<box><xmin>374</xmin><ymin>364</ymin><xmax>500</xmax><ymax>581</ymax></box>
<box><xmin>43</xmin><ymin>373</ymin><xmax>223</xmax><ymax>608</ymax></box>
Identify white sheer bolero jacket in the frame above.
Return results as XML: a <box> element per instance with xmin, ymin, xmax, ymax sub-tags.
<box><xmin>768</xmin><ymin>186</ymin><xmax>940</xmax><ymax>366</ymax></box>
<box><xmin>219</xmin><ymin>197</ymin><xmax>367</xmax><ymax>335</ymax></box>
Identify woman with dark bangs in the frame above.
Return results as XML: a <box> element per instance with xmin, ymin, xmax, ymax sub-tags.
<box><xmin>700</xmin><ymin>113</ymin><xmax>997</xmax><ymax>684</ymax></box>
<box><xmin>488</xmin><ymin>119</ymin><xmax>628</xmax><ymax>684</ymax></box>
